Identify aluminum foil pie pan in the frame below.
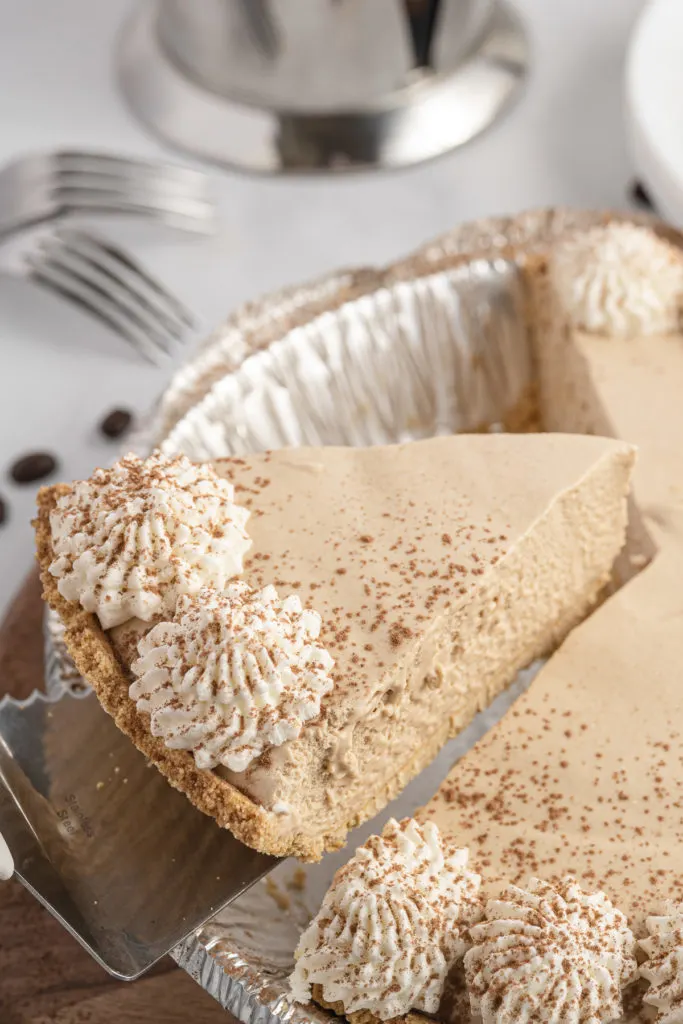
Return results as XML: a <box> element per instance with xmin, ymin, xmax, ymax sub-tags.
<box><xmin>45</xmin><ymin>207</ymin><xmax>666</xmax><ymax>1021</ymax></box>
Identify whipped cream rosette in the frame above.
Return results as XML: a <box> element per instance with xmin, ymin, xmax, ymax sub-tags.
<box><xmin>550</xmin><ymin>223</ymin><xmax>683</xmax><ymax>337</ymax></box>
<box><xmin>290</xmin><ymin>817</ymin><xmax>482</xmax><ymax>1020</ymax></box>
<box><xmin>48</xmin><ymin>451</ymin><xmax>251</xmax><ymax>629</ymax></box>
<box><xmin>464</xmin><ymin>876</ymin><xmax>637</xmax><ymax>1024</ymax></box>
<box><xmin>130</xmin><ymin>582</ymin><xmax>334</xmax><ymax>772</ymax></box>
<box><xmin>640</xmin><ymin>902</ymin><xmax>683</xmax><ymax>1024</ymax></box>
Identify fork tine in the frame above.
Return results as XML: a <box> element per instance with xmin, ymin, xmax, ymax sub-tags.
<box><xmin>52</xmin><ymin>176</ymin><xmax>215</xmax><ymax>205</ymax></box>
<box><xmin>25</xmin><ymin>230</ymin><xmax>193</xmax><ymax>361</ymax></box>
<box><xmin>49</xmin><ymin>165</ymin><xmax>215</xmax><ymax>205</ymax></box>
<box><xmin>52</xmin><ymin>151</ymin><xmax>211</xmax><ymax>191</ymax></box>
<box><xmin>27</xmin><ymin>236</ymin><xmax>184</xmax><ymax>353</ymax></box>
<box><xmin>25</xmin><ymin>257</ymin><xmax>163</xmax><ymax>365</ymax></box>
<box><xmin>56</xmin><ymin>228</ymin><xmax>195</xmax><ymax>329</ymax></box>
<box><xmin>50</xmin><ymin>189</ymin><xmax>216</xmax><ymax>233</ymax></box>
<box><xmin>0</xmin><ymin>152</ymin><xmax>217</xmax><ymax>237</ymax></box>
<box><xmin>50</xmin><ymin>153</ymin><xmax>217</xmax><ymax>223</ymax></box>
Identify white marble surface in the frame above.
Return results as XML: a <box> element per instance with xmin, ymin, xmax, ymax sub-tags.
<box><xmin>0</xmin><ymin>0</ymin><xmax>646</xmax><ymax>622</ymax></box>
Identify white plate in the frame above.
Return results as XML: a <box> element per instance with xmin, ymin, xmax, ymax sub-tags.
<box><xmin>626</xmin><ymin>0</ymin><xmax>683</xmax><ymax>225</ymax></box>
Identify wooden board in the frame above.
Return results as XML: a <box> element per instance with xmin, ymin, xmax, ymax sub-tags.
<box><xmin>0</xmin><ymin>570</ymin><xmax>231</xmax><ymax>1024</ymax></box>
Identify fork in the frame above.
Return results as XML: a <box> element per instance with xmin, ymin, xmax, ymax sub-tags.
<box><xmin>24</xmin><ymin>227</ymin><xmax>196</xmax><ymax>364</ymax></box>
<box><xmin>0</xmin><ymin>151</ymin><xmax>217</xmax><ymax>241</ymax></box>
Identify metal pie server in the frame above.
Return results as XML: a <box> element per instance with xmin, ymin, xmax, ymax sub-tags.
<box><xmin>0</xmin><ymin>688</ymin><xmax>278</xmax><ymax>979</ymax></box>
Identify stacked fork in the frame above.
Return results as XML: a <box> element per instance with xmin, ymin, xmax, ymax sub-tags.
<box><xmin>26</xmin><ymin>228</ymin><xmax>195</xmax><ymax>364</ymax></box>
<box><xmin>0</xmin><ymin>150</ymin><xmax>216</xmax><ymax>361</ymax></box>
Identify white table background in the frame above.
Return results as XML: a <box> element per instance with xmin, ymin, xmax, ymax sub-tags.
<box><xmin>0</xmin><ymin>0</ymin><xmax>648</xmax><ymax>621</ymax></box>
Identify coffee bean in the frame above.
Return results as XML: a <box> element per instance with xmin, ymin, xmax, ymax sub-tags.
<box><xmin>100</xmin><ymin>408</ymin><xmax>134</xmax><ymax>440</ymax></box>
<box><xmin>0</xmin><ymin>496</ymin><xmax>6</xmax><ymax>525</ymax></box>
<box><xmin>10</xmin><ymin>452</ymin><xmax>58</xmax><ymax>484</ymax></box>
<box><xmin>629</xmin><ymin>180</ymin><xmax>657</xmax><ymax>212</ymax></box>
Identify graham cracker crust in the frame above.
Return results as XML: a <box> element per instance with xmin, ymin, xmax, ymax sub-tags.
<box><xmin>312</xmin><ymin>985</ymin><xmax>426</xmax><ymax>1024</ymax></box>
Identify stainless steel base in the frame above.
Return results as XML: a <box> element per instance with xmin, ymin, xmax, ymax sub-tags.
<box><xmin>117</xmin><ymin>1</ymin><xmax>529</xmax><ymax>173</ymax></box>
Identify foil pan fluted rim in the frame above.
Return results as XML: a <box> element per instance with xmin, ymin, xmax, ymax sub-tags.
<box><xmin>44</xmin><ymin>607</ymin><xmax>85</xmax><ymax>697</ymax></box>
<box><xmin>175</xmin><ymin>933</ymin><xmax>309</xmax><ymax>1024</ymax></box>
<box><xmin>147</xmin><ymin>205</ymin><xmax>679</xmax><ymax>460</ymax></box>
<box><xmin>157</xmin><ymin>256</ymin><xmax>533</xmax><ymax>462</ymax></box>
<box><xmin>148</xmin><ymin>267</ymin><xmax>381</xmax><ymax>447</ymax></box>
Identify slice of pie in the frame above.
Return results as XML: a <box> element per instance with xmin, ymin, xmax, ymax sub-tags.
<box><xmin>528</xmin><ymin>220</ymin><xmax>683</xmax><ymax>547</ymax></box>
<box><xmin>35</xmin><ymin>433</ymin><xmax>634</xmax><ymax>860</ymax></box>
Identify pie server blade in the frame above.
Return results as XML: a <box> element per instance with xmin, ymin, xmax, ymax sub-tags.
<box><xmin>0</xmin><ymin>687</ymin><xmax>279</xmax><ymax>980</ymax></box>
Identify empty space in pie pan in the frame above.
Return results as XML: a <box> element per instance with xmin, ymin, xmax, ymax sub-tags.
<box><xmin>159</xmin><ymin>257</ymin><xmax>534</xmax><ymax>460</ymax></box>
<box><xmin>40</xmin><ymin>209</ymin><xmax>660</xmax><ymax>1018</ymax></box>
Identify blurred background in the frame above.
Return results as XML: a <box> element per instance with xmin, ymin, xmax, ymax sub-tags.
<box><xmin>0</xmin><ymin>0</ymin><xmax>669</xmax><ymax>618</ymax></box>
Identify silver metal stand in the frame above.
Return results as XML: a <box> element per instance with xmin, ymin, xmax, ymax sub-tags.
<box><xmin>117</xmin><ymin>0</ymin><xmax>529</xmax><ymax>173</ymax></box>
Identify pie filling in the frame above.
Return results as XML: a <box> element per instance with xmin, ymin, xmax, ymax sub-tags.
<box><xmin>34</xmin><ymin>218</ymin><xmax>683</xmax><ymax>1022</ymax></box>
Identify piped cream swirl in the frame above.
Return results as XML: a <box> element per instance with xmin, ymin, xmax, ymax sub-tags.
<box><xmin>130</xmin><ymin>582</ymin><xmax>334</xmax><ymax>772</ymax></box>
<box><xmin>550</xmin><ymin>223</ymin><xmax>683</xmax><ymax>337</ymax></box>
<box><xmin>290</xmin><ymin>817</ymin><xmax>482</xmax><ymax>1020</ymax></box>
<box><xmin>640</xmin><ymin>902</ymin><xmax>683</xmax><ymax>1023</ymax></box>
<box><xmin>464</xmin><ymin>876</ymin><xmax>637</xmax><ymax>1024</ymax></box>
<box><xmin>48</xmin><ymin>451</ymin><xmax>251</xmax><ymax>629</ymax></box>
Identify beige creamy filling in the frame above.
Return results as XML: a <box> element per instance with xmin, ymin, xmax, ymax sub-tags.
<box><xmin>109</xmin><ymin>445</ymin><xmax>633</xmax><ymax>848</ymax></box>
<box><xmin>420</xmin><ymin>548</ymin><xmax>683</xmax><ymax>935</ymax></box>
<box><xmin>221</xmin><ymin>446</ymin><xmax>631</xmax><ymax>839</ymax></box>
